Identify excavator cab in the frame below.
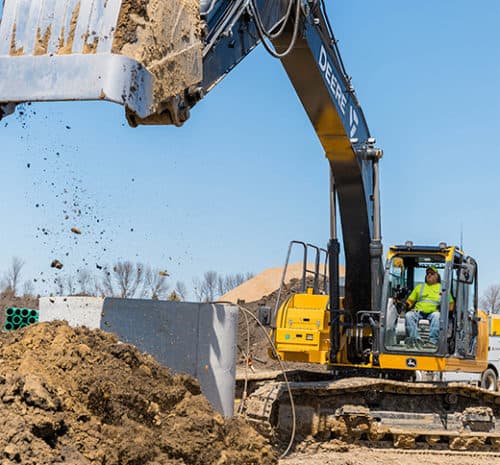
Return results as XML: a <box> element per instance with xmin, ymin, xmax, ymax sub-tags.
<box><xmin>379</xmin><ymin>244</ymin><xmax>485</xmax><ymax>366</ymax></box>
<box><xmin>271</xmin><ymin>240</ymin><xmax>488</xmax><ymax>380</ymax></box>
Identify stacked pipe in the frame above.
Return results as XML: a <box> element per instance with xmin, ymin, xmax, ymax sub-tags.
<box><xmin>4</xmin><ymin>307</ymin><xmax>39</xmax><ymax>331</ymax></box>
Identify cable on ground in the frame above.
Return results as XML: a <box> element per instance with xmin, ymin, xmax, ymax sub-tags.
<box><xmin>214</xmin><ymin>300</ymin><xmax>297</xmax><ymax>458</ymax></box>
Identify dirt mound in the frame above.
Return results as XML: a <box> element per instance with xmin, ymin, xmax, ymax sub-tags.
<box><xmin>0</xmin><ymin>321</ymin><xmax>277</xmax><ymax>465</ymax></box>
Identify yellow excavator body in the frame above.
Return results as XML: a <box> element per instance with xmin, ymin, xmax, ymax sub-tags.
<box><xmin>273</xmin><ymin>245</ymin><xmax>490</xmax><ymax>376</ymax></box>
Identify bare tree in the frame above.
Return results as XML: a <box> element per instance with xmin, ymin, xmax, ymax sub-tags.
<box><xmin>54</xmin><ymin>274</ymin><xmax>76</xmax><ymax>295</ymax></box>
<box><xmin>0</xmin><ymin>277</ymin><xmax>11</xmax><ymax>295</ymax></box>
<box><xmin>217</xmin><ymin>272</ymin><xmax>254</xmax><ymax>296</ymax></box>
<box><xmin>193</xmin><ymin>271</ymin><xmax>219</xmax><ymax>302</ymax></box>
<box><xmin>112</xmin><ymin>261</ymin><xmax>144</xmax><ymax>298</ymax></box>
<box><xmin>143</xmin><ymin>266</ymin><xmax>170</xmax><ymax>299</ymax></box>
<box><xmin>3</xmin><ymin>257</ymin><xmax>25</xmax><ymax>295</ymax></box>
<box><xmin>76</xmin><ymin>269</ymin><xmax>94</xmax><ymax>295</ymax></box>
<box><xmin>54</xmin><ymin>275</ymin><xmax>65</xmax><ymax>295</ymax></box>
<box><xmin>98</xmin><ymin>261</ymin><xmax>146</xmax><ymax>298</ymax></box>
<box><xmin>217</xmin><ymin>275</ymin><xmax>226</xmax><ymax>297</ymax></box>
<box><xmin>22</xmin><ymin>280</ymin><xmax>35</xmax><ymax>297</ymax></box>
<box><xmin>481</xmin><ymin>284</ymin><xmax>500</xmax><ymax>314</ymax></box>
<box><xmin>175</xmin><ymin>281</ymin><xmax>188</xmax><ymax>301</ymax></box>
<box><xmin>192</xmin><ymin>277</ymin><xmax>203</xmax><ymax>302</ymax></box>
<box><xmin>101</xmin><ymin>269</ymin><xmax>115</xmax><ymax>297</ymax></box>
<box><xmin>66</xmin><ymin>275</ymin><xmax>76</xmax><ymax>295</ymax></box>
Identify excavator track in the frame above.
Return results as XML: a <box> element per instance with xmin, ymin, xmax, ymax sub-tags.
<box><xmin>238</xmin><ymin>371</ymin><xmax>500</xmax><ymax>451</ymax></box>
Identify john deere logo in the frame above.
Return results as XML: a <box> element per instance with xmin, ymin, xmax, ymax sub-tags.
<box><xmin>406</xmin><ymin>358</ymin><xmax>417</xmax><ymax>368</ymax></box>
<box><xmin>350</xmin><ymin>106</ymin><xmax>359</xmax><ymax>137</ymax></box>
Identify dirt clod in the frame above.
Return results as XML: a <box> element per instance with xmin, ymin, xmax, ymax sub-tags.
<box><xmin>50</xmin><ymin>259</ymin><xmax>63</xmax><ymax>270</ymax></box>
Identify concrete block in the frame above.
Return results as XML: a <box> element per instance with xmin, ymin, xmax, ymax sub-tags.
<box><xmin>39</xmin><ymin>296</ymin><xmax>104</xmax><ymax>328</ymax></box>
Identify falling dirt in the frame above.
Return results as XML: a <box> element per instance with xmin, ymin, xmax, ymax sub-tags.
<box><xmin>0</xmin><ymin>321</ymin><xmax>277</xmax><ymax>465</ymax></box>
<box><xmin>50</xmin><ymin>260</ymin><xmax>64</xmax><ymax>270</ymax></box>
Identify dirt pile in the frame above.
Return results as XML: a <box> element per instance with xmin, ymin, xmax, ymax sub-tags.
<box><xmin>0</xmin><ymin>321</ymin><xmax>277</xmax><ymax>465</ymax></box>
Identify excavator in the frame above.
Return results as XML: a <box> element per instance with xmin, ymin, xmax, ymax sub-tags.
<box><xmin>0</xmin><ymin>0</ymin><xmax>499</xmax><ymax>451</ymax></box>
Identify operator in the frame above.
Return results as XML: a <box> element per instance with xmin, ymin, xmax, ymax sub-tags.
<box><xmin>404</xmin><ymin>266</ymin><xmax>453</xmax><ymax>349</ymax></box>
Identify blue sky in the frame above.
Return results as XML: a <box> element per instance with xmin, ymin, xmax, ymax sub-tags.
<box><xmin>0</xmin><ymin>1</ymin><xmax>499</xmax><ymax>298</ymax></box>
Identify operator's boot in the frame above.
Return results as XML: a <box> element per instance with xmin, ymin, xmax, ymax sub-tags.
<box><xmin>404</xmin><ymin>337</ymin><xmax>423</xmax><ymax>350</ymax></box>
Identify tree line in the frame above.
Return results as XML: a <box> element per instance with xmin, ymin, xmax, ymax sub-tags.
<box><xmin>0</xmin><ymin>256</ymin><xmax>254</xmax><ymax>302</ymax></box>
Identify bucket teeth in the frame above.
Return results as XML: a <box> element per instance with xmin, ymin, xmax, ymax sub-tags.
<box><xmin>0</xmin><ymin>0</ymin><xmax>202</xmax><ymax>125</ymax></box>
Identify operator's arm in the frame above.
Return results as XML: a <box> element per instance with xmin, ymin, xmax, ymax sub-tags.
<box><xmin>406</xmin><ymin>285</ymin><xmax>420</xmax><ymax>310</ymax></box>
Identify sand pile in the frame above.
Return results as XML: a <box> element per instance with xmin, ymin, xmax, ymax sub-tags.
<box><xmin>222</xmin><ymin>263</ymin><xmax>344</xmax><ymax>304</ymax></box>
<box><xmin>0</xmin><ymin>321</ymin><xmax>276</xmax><ymax>465</ymax></box>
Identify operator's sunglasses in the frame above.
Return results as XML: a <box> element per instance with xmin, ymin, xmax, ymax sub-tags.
<box><xmin>426</xmin><ymin>269</ymin><xmax>437</xmax><ymax>275</ymax></box>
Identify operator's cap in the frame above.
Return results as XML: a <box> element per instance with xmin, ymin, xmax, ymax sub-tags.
<box><xmin>426</xmin><ymin>266</ymin><xmax>438</xmax><ymax>274</ymax></box>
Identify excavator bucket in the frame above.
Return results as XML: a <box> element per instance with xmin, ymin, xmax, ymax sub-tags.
<box><xmin>0</xmin><ymin>0</ymin><xmax>202</xmax><ymax>126</ymax></box>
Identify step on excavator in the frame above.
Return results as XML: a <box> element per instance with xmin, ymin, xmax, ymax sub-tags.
<box><xmin>0</xmin><ymin>0</ymin><xmax>499</xmax><ymax>451</ymax></box>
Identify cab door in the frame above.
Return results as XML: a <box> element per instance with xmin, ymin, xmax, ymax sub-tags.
<box><xmin>452</xmin><ymin>259</ymin><xmax>478</xmax><ymax>358</ymax></box>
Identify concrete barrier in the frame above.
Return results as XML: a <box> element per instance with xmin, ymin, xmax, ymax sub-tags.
<box><xmin>39</xmin><ymin>296</ymin><xmax>104</xmax><ymax>328</ymax></box>
<box><xmin>39</xmin><ymin>296</ymin><xmax>238</xmax><ymax>417</ymax></box>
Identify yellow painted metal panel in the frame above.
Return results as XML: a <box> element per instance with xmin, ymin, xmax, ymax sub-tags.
<box><xmin>444</xmin><ymin>358</ymin><xmax>486</xmax><ymax>373</ymax></box>
<box><xmin>380</xmin><ymin>353</ymin><xmax>486</xmax><ymax>373</ymax></box>
<box><xmin>379</xmin><ymin>354</ymin><xmax>446</xmax><ymax>371</ymax></box>
<box><xmin>490</xmin><ymin>314</ymin><xmax>500</xmax><ymax>336</ymax></box>
<box><xmin>276</xmin><ymin>328</ymin><xmax>321</xmax><ymax>347</ymax></box>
